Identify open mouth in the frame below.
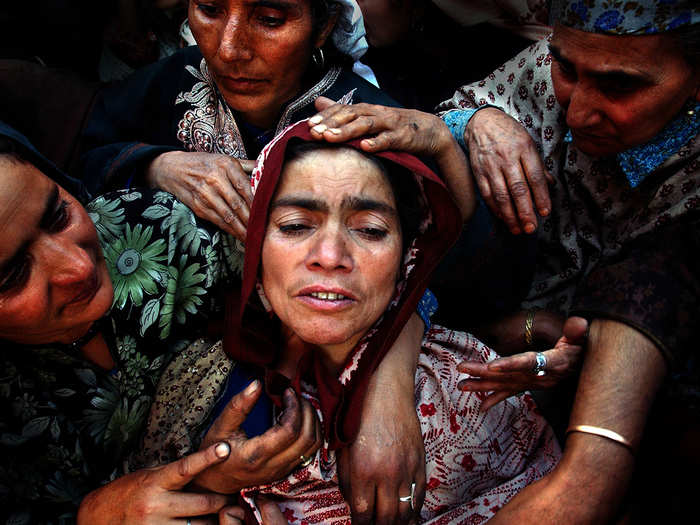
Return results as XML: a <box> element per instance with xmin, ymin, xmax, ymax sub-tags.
<box><xmin>308</xmin><ymin>291</ymin><xmax>349</xmax><ymax>301</ymax></box>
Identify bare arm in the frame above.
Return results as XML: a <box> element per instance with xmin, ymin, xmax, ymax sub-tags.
<box><xmin>338</xmin><ymin>313</ymin><xmax>425</xmax><ymax>525</ymax></box>
<box><xmin>490</xmin><ymin>318</ymin><xmax>667</xmax><ymax>524</ymax></box>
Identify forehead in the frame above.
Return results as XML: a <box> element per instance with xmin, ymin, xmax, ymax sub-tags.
<box><xmin>551</xmin><ymin>24</ymin><xmax>679</xmax><ymax>72</ymax></box>
<box><xmin>276</xmin><ymin>147</ymin><xmax>395</xmax><ymax>202</ymax></box>
<box><xmin>0</xmin><ymin>158</ymin><xmax>53</xmax><ymax>258</ymax></box>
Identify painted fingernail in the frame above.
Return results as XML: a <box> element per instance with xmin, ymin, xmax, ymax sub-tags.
<box><xmin>539</xmin><ymin>207</ymin><xmax>550</xmax><ymax>216</ymax></box>
<box><xmin>329</xmin><ymin>127</ymin><xmax>342</xmax><ymax>135</ymax></box>
<box><xmin>309</xmin><ymin>115</ymin><xmax>323</xmax><ymax>125</ymax></box>
<box><xmin>510</xmin><ymin>227</ymin><xmax>521</xmax><ymax>235</ymax></box>
<box><xmin>312</xmin><ymin>124</ymin><xmax>327</xmax><ymax>134</ymax></box>
<box><xmin>524</xmin><ymin>222</ymin><xmax>536</xmax><ymax>234</ymax></box>
<box><xmin>244</xmin><ymin>379</ymin><xmax>260</xmax><ymax>396</ymax></box>
<box><xmin>215</xmin><ymin>442</ymin><xmax>231</xmax><ymax>458</ymax></box>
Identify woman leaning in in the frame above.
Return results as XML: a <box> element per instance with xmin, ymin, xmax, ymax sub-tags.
<box><xmin>307</xmin><ymin>0</ymin><xmax>700</xmax><ymax>521</ymax></box>
<box><xmin>80</xmin><ymin>2</ymin><xmax>468</xmax><ymax>521</ymax></box>
<box><xmin>0</xmin><ymin>122</ymin><xmax>323</xmax><ymax>524</ymax></box>
<box><xmin>132</xmin><ymin>120</ymin><xmax>564</xmax><ymax>524</ymax></box>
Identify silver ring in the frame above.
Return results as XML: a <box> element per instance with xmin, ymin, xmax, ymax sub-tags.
<box><xmin>299</xmin><ymin>454</ymin><xmax>313</xmax><ymax>468</ymax></box>
<box><xmin>186</xmin><ymin>520</ymin><xmax>192</xmax><ymax>525</ymax></box>
<box><xmin>398</xmin><ymin>482</ymin><xmax>416</xmax><ymax>510</ymax></box>
<box><xmin>533</xmin><ymin>352</ymin><xmax>547</xmax><ymax>376</ymax></box>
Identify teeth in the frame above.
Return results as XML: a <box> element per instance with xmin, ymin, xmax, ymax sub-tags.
<box><xmin>310</xmin><ymin>292</ymin><xmax>346</xmax><ymax>300</ymax></box>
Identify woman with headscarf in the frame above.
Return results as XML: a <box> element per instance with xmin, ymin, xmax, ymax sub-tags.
<box><xmin>304</xmin><ymin>0</ymin><xmax>700</xmax><ymax>520</ymax></box>
<box><xmin>0</xmin><ymin>121</ymin><xmax>322</xmax><ymax>524</ymax></box>
<box><xmin>133</xmin><ymin>120</ymin><xmax>562</xmax><ymax>524</ymax></box>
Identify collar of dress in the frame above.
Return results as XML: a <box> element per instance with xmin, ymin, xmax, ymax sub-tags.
<box><xmin>563</xmin><ymin>101</ymin><xmax>700</xmax><ymax>188</ymax></box>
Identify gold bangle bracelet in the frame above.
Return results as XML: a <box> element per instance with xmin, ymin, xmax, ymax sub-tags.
<box><xmin>566</xmin><ymin>425</ymin><xmax>634</xmax><ymax>454</ymax></box>
<box><xmin>524</xmin><ymin>309</ymin><xmax>536</xmax><ymax>348</ymax></box>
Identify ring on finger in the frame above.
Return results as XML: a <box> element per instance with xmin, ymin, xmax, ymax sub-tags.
<box><xmin>533</xmin><ymin>352</ymin><xmax>547</xmax><ymax>377</ymax></box>
<box><xmin>299</xmin><ymin>454</ymin><xmax>313</xmax><ymax>468</ymax></box>
<box><xmin>399</xmin><ymin>482</ymin><xmax>416</xmax><ymax>510</ymax></box>
<box><xmin>186</xmin><ymin>520</ymin><xmax>192</xmax><ymax>525</ymax></box>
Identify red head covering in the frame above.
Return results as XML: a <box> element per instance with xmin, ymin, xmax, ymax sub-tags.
<box><xmin>224</xmin><ymin>121</ymin><xmax>462</xmax><ymax>449</ymax></box>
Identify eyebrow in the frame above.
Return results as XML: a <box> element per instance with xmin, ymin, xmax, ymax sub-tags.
<box><xmin>271</xmin><ymin>195</ymin><xmax>397</xmax><ymax>216</ymax></box>
<box><xmin>548</xmin><ymin>44</ymin><xmax>653</xmax><ymax>83</ymax></box>
<box><xmin>0</xmin><ymin>184</ymin><xmax>58</xmax><ymax>272</ymax></box>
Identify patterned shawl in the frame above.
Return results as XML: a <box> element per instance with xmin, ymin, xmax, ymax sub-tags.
<box><xmin>223</xmin><ymin>121</ymin><xmax>462</xmax><ymax>449</ymax></box>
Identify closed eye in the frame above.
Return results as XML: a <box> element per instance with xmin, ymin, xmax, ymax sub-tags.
<box><xmin>0</xmin><ymin>253</ymin><xmax>31</xmax><ymax>294</ymax></box>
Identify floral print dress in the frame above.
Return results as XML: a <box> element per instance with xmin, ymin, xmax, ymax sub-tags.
<box><xmin>0</xmin><ymin>189</ymin><xmax>243</xmax><ymax>525</ymax></box>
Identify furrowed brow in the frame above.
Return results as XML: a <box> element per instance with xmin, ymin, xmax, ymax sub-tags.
<box><xmin>271</xmin><ymin>196</ymin><xmax>329</xmax><ymax>212</ymax></box>
<box><xmin>341</xmin><ymin>196</ymin><xmax>397</xmax><ymax>216</ymax></box>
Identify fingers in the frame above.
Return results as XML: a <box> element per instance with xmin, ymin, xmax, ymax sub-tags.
<box><xmin>521</xmin><ymin>147</ymin><xmax>551</xmax><ymax>217</ymax></box>
<box><xmin>487</xmin><ymin>352</ymin><xmax>537</xmax><ymax>373</ymax></box>
<box><xmin>505</xmin><ymin>160</ymin><xmax>538</xmax><ymax>234</ymax></box>
<box><xmin>348</xmin><ymin>481</ymin><xmax>376</xmax><ymax>525</ymax></box>
<box><xmin>481</xmin><ymin>390</ymin><xmax>517</xmax><ymax>412</ymax></box>
<box><xmin>257</xmin><ymin>496</ymin><xmax>288</xmax><ymax>525</ymax></box>
<box><xmin>219</xmin><ymin>505</ymin><xmax>246</xmax><ymax>525</ymax></box>
<box><xmin>207</xmin><ymin>380</ymin><xmax>261</xmax><ymax>438</ymax></box>
<box><xmin>562</xmin><ymin>316</ymin><xmax>589</xmax><ymax>343</ymax></box>
<box><xmin>375</xmin><ymin>482</ymin><xmax>399</xmax><ymax>525</ymax></box>
<box><xmin>237</xmin><ymin>159</ymin><xmax>257</xmax><ymax>175</ymax></box>
<box><xmin>238</xmin><ymin>388</ymin><xmax>305</xmax><ymax>465</ymax></box>
<box><xmin>158</xmin><ymin>442</ymin><xmax>231</xmax><ymax>490</ymax></box>
<box><xmin>313</xmin><ymin>95</ymin><xmax>335</xmax><ymax>112</ymax></box>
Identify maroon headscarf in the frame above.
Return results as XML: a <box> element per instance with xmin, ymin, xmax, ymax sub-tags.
<box><xmin>224</xmin><ymin>121</ymin><xmax>462</xmax><ymax>449</ymax></box>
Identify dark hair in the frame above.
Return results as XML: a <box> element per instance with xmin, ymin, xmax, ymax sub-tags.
<box><xmin>309</xmin><ymin>0</ymin><xmax>352</xmax><ymax>67</ymax></box>
<box><xmin>0</xmin><ymin>137</ymin><xmax>24</xmax><ymax>162</ymax></box>
<box><xmin>283</xmin><ymin>140</ymin><xmax>423</xmax><ymax>250</ymax></box>
<box><xmin>668</xmin><ymin>23</ymin><xmax>700</xmax><ymax>67</ymax></box>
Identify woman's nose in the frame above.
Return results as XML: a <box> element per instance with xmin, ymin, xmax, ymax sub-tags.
<box><xmin>41</xmin><ymin>236</ymin><xmax>94</xmax><ymax>287</ymax></box>
<box><xmin>306</xmin><ymin>230</ymin><xmax>353</xmax><ymax>272</ymax></box>
<box><xmin>565</xmin><ymin>83</ymin><xmax>603</xmax><ymax>130</ymax></box>
<box><xmin>218</xmin><ymin>14</ymin><xmax>254</xmax><ymax>62</ymax></box>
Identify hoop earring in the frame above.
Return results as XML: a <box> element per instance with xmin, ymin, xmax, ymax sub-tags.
<box><xmin>312</xmin><ymin>47</ymin><xmax>325</xmax><ymax>70</ymax></box>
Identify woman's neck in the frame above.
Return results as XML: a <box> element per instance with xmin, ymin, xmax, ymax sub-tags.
<box><xmin>277</xmin><ymin>326</ymin><xmax>361</xmax><ymax>379</ymax></box>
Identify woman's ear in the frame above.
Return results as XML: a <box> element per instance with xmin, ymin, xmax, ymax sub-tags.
<box><xmin>314</xmin><ymin>11</ymin><xmax>340</xmax><ymax>49</ymax></box>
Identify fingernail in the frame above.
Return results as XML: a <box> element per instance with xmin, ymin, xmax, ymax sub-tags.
<box><xmin>539</xmin><ymin>207</ymin><xmax>550</xmax><ymax>216</ymax></box>
<box><xmin>510</xmin><ymin>227</ymin><xmax>521</xmax><ymax>235</ymax></box>
<box><xmin>215</xmin><ymin>442</ymin><xmax>231</xmax><ymax>458</ymax></box>
<box><xmin>309</xmin><ymin>115</ymin><xmax>323</xmax><ymax>125</ymax></box>
<box><xmin>244</xmin><ymin>379</ymin><xmax>260</xmax><ymax>396</ymax></box>
<box><xmin>329</xmin><ymin>127</ymin><xmax>342</xmax><ymax>135</ymax></box>
<box><xmin>362</xmin><ymin>138</ymin><xmax>375</xmax><ymax>148</ymax></box>
<box><xmin>524</xmin><ymin>222</ymin><xmax>536</xmax><ymax>234</ymax></box>
<box><xmin>312</xmin><ymin>124</ymin><xmax>327</xmax><ymax>134</ymax></box>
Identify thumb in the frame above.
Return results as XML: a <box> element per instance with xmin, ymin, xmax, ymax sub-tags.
<box><xmin>562</xmin><ymin>316</ymin><xmax>588</xmax><ymax>345</ymax></box>
<box><xmin>238</xmin><ymin>158</ymin><xmax>257</xmax><ymax>175</ymax></box>
<box><xmin>313</xmin><ymin>96</ymin><xmax>335</xmax><ymax>111</ymax></box>
<box><xmin>208</xmin><ymin>380</ymin><xmax>262</xmax><ymax>436</ymax></box>
<box><xmin>158</xmin><ymin>441</ymin><xmax>231</xmax><ymax>490</ymax></box>
<box><xmin>257</xmin><ymin>496</ymin><xmax>288</xmax><ymax>525</ymax></box>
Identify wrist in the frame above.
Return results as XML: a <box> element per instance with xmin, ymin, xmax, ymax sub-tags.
<box><xmin>146</xmin><ymin>151</ymin><xmax>177</xmax><ymax>189</ymax></box>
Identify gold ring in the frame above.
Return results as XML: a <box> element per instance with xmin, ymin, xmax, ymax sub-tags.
<box><xmin>299</xmin><ymin>454</ymin><xmax>313</xmax><ymax>468</ymax></box>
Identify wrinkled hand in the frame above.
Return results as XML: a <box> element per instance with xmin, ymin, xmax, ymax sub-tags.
<box><xmin>77</xmin><ymin>441</ymin><xmax>232</xmax><ymax>524</ymax></box>
<box><xmin>337</xmin><ymin>313</ymin><xmax>426</xmax><ymax>525</ymax></box>
<box><xmin>310</xmin><ymin>97</ymin><xmax>475</xmax><ymax>222</ymax></box>
<box><xmin>218</xmin><ymin>497</ymin><xmax>288</xmax><ymax>525</ymax></box>
<box><xmin>458</xmin><ymin>316</ymin><xmax>588</xmax><ymax>412</ymax></box>
<box><xmin>146</xmin><ymin>151</ymin><xmax>256</xmax><ymax>241</ymax></box>
<box><xmin>465</xmin><ymin>107</ymin><xmax>553</xmax><ymax>235</ymax></box>
<box><xmin>193</xmin><ymin>381</ymin><xmax>322</xmax><ymax>494</ymax></box>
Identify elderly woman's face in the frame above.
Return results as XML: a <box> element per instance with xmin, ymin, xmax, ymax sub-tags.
<box><xmin>550</xmin><ymin>24</ymin><xmax>700</xmax><ymax>157</ymax></box>
<box><xmin>261</xmin><ymin>147</ymin><xmax>402</xmax><ymax>363</ymax></box>
<box><xmin>189</xmin><ymin>0</ymin><xmax>332</xmax><ymax>129</ymax></box>
<box><xmin>0</xmin><ymin>157</ymin><xmax>113</xmax><ymax>344</ymax></box>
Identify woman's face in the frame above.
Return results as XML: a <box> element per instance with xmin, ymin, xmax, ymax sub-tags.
<box><xmin>550</xmin><ymin>24</ymin><xmax>700</xmax><ymax>157</ymax></box>
<box><xmin>0</xmin><ymin>157</ymin><xmax>113</xmax><ymax>344</ymax></box>
<box><xmin>261</xmin><ymin>147</ymin><xmax>403</xmax><ymax>367</ymax></box>
<box><xmin>189</xmin><ymin>0</ymin><xmax>333</xmax><ymax>129</ymax></box>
